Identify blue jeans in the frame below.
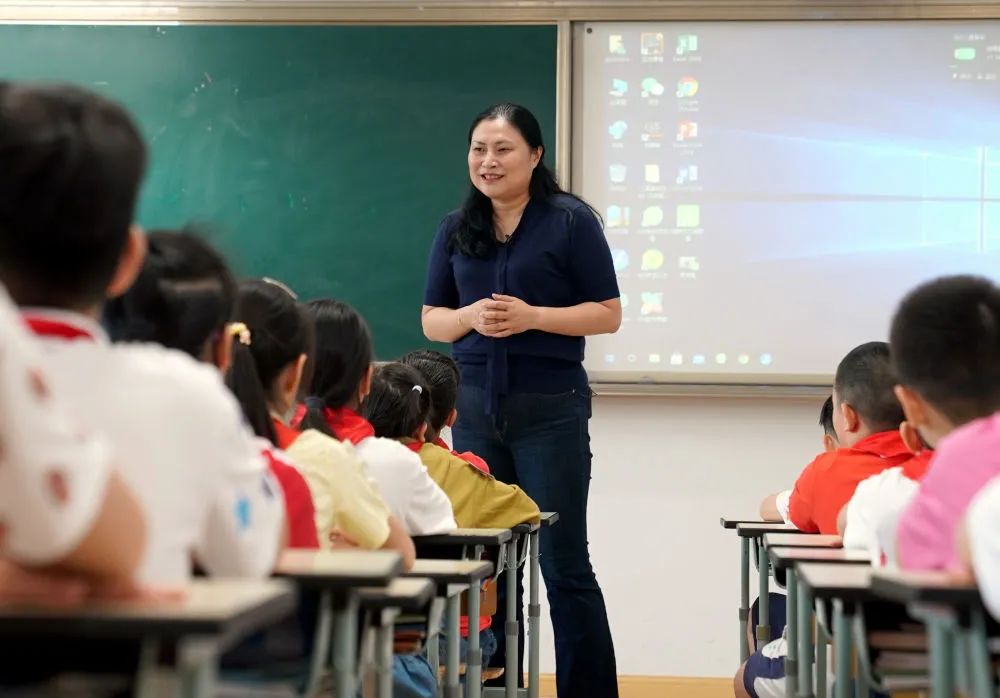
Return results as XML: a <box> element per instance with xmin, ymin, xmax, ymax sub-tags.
<box><xmin>454</xmin><ymin>386</ymin><xmax>619</xmax><ymax>698</ymax></box>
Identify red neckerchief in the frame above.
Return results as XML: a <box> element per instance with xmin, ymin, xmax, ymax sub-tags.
<box><xmin>403</xmin><ymin>440</ymin><xmax>424</xmax><ymax>455</ymax></box>
<box><xmin>272</xmin><ymin>418</ymin><xmax>301</xmax><ymax>451</ymax></box>
<box><xmin>321</xmin><ymin>406</ymin><xmax>375</xmax><ymax>445</ymax></box>
<box><xmin>23</xmin><ymin>315</ymin><xmax>94</xmax><ymax>341</ymax></box>
<box><xmin>433</xmin><ymin>437</ymin><xmax>490</xmax><ymax>474</ymax></box>
<box><xmin>901</xmin><ymin>449</ymin><xmax>933</xmax><ymax>481</ymax></box>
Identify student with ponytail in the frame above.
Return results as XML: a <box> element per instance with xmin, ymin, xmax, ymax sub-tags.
<box><xmin>299</xmin><ymin>298</ymin><xmax>456</xmax><ymax>537</ymax></box>
<box><xmin>226</xmin><ymin>279</ymin><xmax>414</xmax><ymax>565</ymax></box>
<box><xmin>364</xmin><ymin>362</ymin><xmax>539</xmax><ymax>530</ymax></box>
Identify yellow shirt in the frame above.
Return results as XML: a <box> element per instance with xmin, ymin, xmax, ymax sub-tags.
<box><xmin>286</xmin><ymin>429</ymin><xmax>391</xmax><ymax>550</ymax></box>
<box><xmin>406</xmin><ymin>441</ymin><xmax>540</xmax><ymax>529</ymax></box>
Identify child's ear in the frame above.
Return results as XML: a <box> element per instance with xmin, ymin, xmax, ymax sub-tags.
<box><xmin>446</xmin><ymin>408</ymin><xmax>458</xmax><ymax>428</ymax></box>
<box><xmin>894</xmin><ymin>385</ymin><xmax>926</xmax><ymax>431</ymax></box>
<box><xmin>822</xmin><ymin>433</ymin><xmax>837</xmax><ymax>453</ymax></box>
<box><xmin>106</xmin><ymin>225</ymin><xmax>147</xmax><ymax>299</ymax></box>
<box><xmin>213</xmin><ymin>332</ymin><xmax>233</xmax><ymax>375</ymax></box>
<box><xmin>416</xmin><ymin>421</ymin><xmax>429</xmax><ymax>442</ymax></box>
<box><xmin>842</xmin><ymin>402</ymin><xmax>861</xmax><ymax>434</ymax></box>
<box><xmin>899</xmin><ymin>421</ymin><xmax>923</xmax><ymax>455</ymax></box>
<box><xmin>359</xmin><ymin>364</ymin><xmax>374</xmax><ymax>401</ymax></box>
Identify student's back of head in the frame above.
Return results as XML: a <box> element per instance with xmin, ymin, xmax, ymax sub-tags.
<box><xmin>400</xmin><ymin>350</ymin><xmax>459</xmax><ymax>442</ymax></box>
<box><xmin>0</xmin><ymin>82</ymin><xmax>146</xmax><ymax>309</ymax></box>
<box><xmin>299</xmin><ymin>298</ymin><xmax>374</xmax><ymax>436</ymax></box>
<box><xmin>364</xmin><ymin>363</ymin><xmax>432</xmax><ymax>441</ymax></box>
<box><xmin>890</xmin><ymin>275</ymin><xmax>1000</xmax><ymax>446</ymax></box>
<box><xmin>104</xmin><ymin>229</ymin><xmax>235</xmax><ymax>362</ymax></box>
<box><xmin>833</xmin><ymin>341</ymin><xmax>904</xmax><ymax>445</ymax></box>
<box><xmin>228</xmin><ymin>279</ymin><xmax>312</xmax><ymax>445</ymax></box>
<box><xmin>819</xmin><ymin>395</ymin><xmax>838</xmax><ymax>452</ymax></box>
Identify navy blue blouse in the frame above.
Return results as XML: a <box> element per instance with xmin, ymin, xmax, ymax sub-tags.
<box><xmin>423</xmin><ymin>194</ymin><xmax>619</xmax><ymax>403</ymax></box>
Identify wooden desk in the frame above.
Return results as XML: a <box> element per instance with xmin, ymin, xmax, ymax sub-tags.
<box><xmin>721</xmin><ymin>516</ymin><xmax>765</xmax><ymax>530</ymax></box>
<box><xmin>0</xmin><ymin>579</ymin><xmax>295</xmax><ymax>698</ymax></box>
<box><xmin>275</xmin><ymin>550</ymin><xmax>403</xmax><ymax>698</ymax></box>
<box><xmin>764</xmin><ymin>533</ymin><xmax>842</xmax><ymax>549</ymax></box>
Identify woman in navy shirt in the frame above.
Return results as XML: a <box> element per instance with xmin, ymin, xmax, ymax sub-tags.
<box><xmin>422</xmin><ymin>103</ymin><xmax>621</xmax><ymax>697</ymax></box>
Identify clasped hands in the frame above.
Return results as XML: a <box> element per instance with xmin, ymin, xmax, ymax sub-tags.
<box><xmin>461</xmin><ymin>294</ymin><xmax>539</xmax><ymax>339</ymax></box>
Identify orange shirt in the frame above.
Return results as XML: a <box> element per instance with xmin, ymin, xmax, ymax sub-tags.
<box><xmin>788</xmin><ymin>430</ymin><xmax>912</xmax><ymax>534</ymax></box>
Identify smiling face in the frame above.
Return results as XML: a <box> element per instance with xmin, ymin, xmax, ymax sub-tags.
<box><xmin>467</xmin><ymin>117</ymin><xmax>542</xmax><ymax>204</ymax></box>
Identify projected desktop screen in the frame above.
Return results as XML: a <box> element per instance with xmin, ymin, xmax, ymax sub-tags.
<box><xmin>574</xmin><ymin>21</ymin><xmax>1000</xmax><ymax>385</ymax></box>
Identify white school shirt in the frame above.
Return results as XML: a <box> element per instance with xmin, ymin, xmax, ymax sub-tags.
<box><xmin>0</xmin><ymin>289</ymin><xmax>115</xmax><ymax>565</ymax></box>
<box><xmin>842</xmin><ymin>467</ymin><xmax>920</xmax><ymax>566</ymax></box>
<box><xmin>966</xmin><ymin>475</ymin><xmax>1000</xmax><ymax>620</ymax></box>
<box><xmin>24</xmin><ymin>309</ymin><xmax>284</xmax><ymax>585</ymax></box>
<box><xmin>355</xmin><ymin>437</ymin><xmax>456</xmax><ymax>536</ymax></box>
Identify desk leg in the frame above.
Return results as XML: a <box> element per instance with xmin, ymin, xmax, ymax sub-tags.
<box><xmin>927</xmin><ymin>615</ymin><xmax>954</xmax><ymax>698</ymax></box>
<box><xmin>376</xmin><ymin>611</ymin><xmax>394</xmax><ymax>698</ymax></box>
<box><xmin>832</xmin><ymin>601</ymin><xmax>851</xmax><ymax>698</ymax></box>
<box><xmin>784</xmin><ymin>569</ymin><xmax>798</xmax><ymax>698</ymax></box>
<box><xmin>467</xmin><ymin>576</ymin><xmax>484</xmax><ymax>698</ymax></box>
<box><xmin>964</xmin><ymin>608</ymin><xmax>993</xmax><ymax>698</ymax></box>
<box><xmin>741</xmin><ymin>537</ymin><xmax>751</xmax><ymax>663</ymax></box>
<box><xmin>134</xmin><ymin>638</ymin><xmax>160</xmax><ymax>698</ymax></box>
<box><xmin>527</xmin><ymin>529</ymin><xmax>541</xmax><ymax>698</ymax></box>
<box><xmin>445</xmin><ymin>591</ymin><xmax>462</xmax><ymax>698</ymax></box>
<box><xmin>797</xmin><ymin>583</ymin><xmax>814</xmax><ymax>698</ymax></box>
<box><xmin>332</xmin><ymin>593</ymin><xmax>361</xmax><ymax>698</ymax></box>
<box><xmin>757</xmin><ymin>539</ymin><xmax>771</xmax><ymax>647</ymax></box>
<box><xmin>506</xmin><ymin>537</ymin><xmax>519</xmax><ymax>698</ymax></box>
<box><xmin>177</xmin><ymin>636</ymin><xmax>217</xmax><ymax>698</ymax></box>
<box><xmin>816</xmin><ymin>604</ymin><xmax>828</xmax><ymax>698</ymax></box>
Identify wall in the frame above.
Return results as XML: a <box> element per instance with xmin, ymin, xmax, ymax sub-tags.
<box><xmin>532</xmin><ymin>394</ymin><xmax>824</xmax><ymax>678</ymax></box>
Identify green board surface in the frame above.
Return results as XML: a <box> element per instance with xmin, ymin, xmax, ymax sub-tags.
<box><xmin>0</xmin><ymin>24</ymin><xmax>557</xmax><ymax>357</ymax></box>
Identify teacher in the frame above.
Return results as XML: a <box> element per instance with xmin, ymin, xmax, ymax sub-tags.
<box><xmin>422</xmin><ymin>103</ymin><xmax>621</xmax><ymax>697</ymax></box>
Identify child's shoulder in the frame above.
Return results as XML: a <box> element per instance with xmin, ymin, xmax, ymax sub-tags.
<box><xmin>420</xmin><ymin>442</ymin><xmax>493</xmax><ymax>478</ymax></box>
<box><xmin>358</xmin><ymin>436</ymin><xmax>425</xmax><ymax>470</ymax></box>
<box><xmin>288</xmin><ymin>428</ymin><xmax>358</xmax><ymax>462</ymax></box>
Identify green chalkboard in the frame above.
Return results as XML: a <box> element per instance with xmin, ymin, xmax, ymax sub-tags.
<box><xmin>0</xmin><ymin>24</ymin><xmax>557</xmax><ymax>357</ymax></box>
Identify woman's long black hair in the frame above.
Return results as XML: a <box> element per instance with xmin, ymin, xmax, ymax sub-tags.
<box><xmin>450</xmin><ymin>102</ymin><xmax>596</xmax><ymax>258</ymax></box>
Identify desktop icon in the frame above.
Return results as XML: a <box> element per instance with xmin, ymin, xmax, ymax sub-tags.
<box><xmin>611</xmin><ymin>249</ymin><xmax>630</xmax><ymax>271</ymax></box>
<box><xmin>676</xmin><ymin>165</ymin><xmax>699</xmax><ymax>184</ymax></box>
<box><xmin>609</xmin><ymin>35</ymin><xmax>626</xmax><ymax>55</ymax></box>
<box><xmin>610</xmin><ymin>78</ymin><xmax>628</xmax><ymax>97</ymax></box>
<box><xmin>609</xmin><ymin>164</ymin><xmax>627</xmax><ymax>183</ymax></box>
<box><xmin>676</xmin><ymin>34</ymin><xmax>699</xmax><ymax>55</ymax></box>
<box><xmin>677</xmin><ymin>120</ymin><xmax>698</xmax><ymax>140</ymax></box>
<box><xmin>641</xmin><ymin>249</ymin><xmax>664</xmax><ymax>271</ymax></box>
<box><xmin>641</xmin><ymin>77</ymin><xmax>665</xmax><ymax>97</ymax></box>
<box><xmin>676</xmin><ymin>77</ymin><xmax>699</xmax><ymax>98</ymax></box>
<box><xmin>644</xmin><ymin>164</ymin><xmax>661</xmax><ymax>183</ymax></box>
<box><xmin>607</xmin><ymin>205</ymin><xmax>630</xmax><ymax>227</ymax></box>
<box><xmin>609</xmin><ymin>121</ymin><xmax>629</xmax><ymax>139</ymax></box>
<box><xmin>640</xmin><ymin>292</ymin><xmax>664</xmax><ymax>316</ymax></box>
<box><xmin>641</xmin><ymin>32</ymin><xmax>665</xmax><ymax>56</ymax></box>
<box><xmin>641</xmin><ymin>206</ymin><xmax>665</xmax><ymax>228</ymax></box>
<box><xmin>676</xmin><ymin>205</ymin><xmax>701</xmax><ymax>228</ymax></box>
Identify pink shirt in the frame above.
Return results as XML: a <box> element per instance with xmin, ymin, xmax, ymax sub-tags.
<box><xmin>897</xmin><ymin>412</ymin><xmax>1000</xmax><ymax>571</ymax></box>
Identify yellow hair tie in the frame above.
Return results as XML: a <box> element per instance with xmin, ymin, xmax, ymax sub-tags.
<box><xmin>228</xmin><ymin>322</ymin><xmax>252</xmax><ymax>346</ymax></box>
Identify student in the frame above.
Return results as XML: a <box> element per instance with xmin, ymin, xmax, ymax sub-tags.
<box><xmin>105</xmin><ymin>230</ymin><xmax>318</xmax><ymax>549</ymax></box>
<box><xmin>891</xmin><ymin>276</ymin><xmax>1000</xmax><ymax>571</ymax></box>
<box><xmin>398</xmin><ymin>350</ymin><xmax>502</xmax><ymax>671</ymax></box>
<box><xmin>0</xmin><ymin>82</ymin><xmax>284</xmax><ymax>585</ymax></box>
<box><xmin>400</xmin><ymin>350</ymin><xmax>489</xmax><ymax>472</ymax></box>
<box><xmin>962</xmin><ymin>473</ymin><xmax>1000</xmax><ymax>619</ymax></box>
<box><xmin>838</xmin><ymin>421</ymin><xmax>933</xmax><ymax>565</ymax></box>
<box><xmin>738</xmin><ymin>343</ymin><xmax>909</xmax><ymax>698</ymax></box>
<box><xmin>0</xmin><ymin>282</ymin><xmax>146</xmax><ymax>594</ymax></box>
<box><xmin>364</xmin><ymin>362</ymin><xmax>540</xmax><ymax>530</ymax></box>
<box><xmin>759</xmin><ymin>396</ymin><xmax>838</xmax><ymax>522</ymax></box>
<box><xmin>298</xmin><ymin>298</ymin><xmax>456</xmax><ymax>536</ymax></box>
<box><xmin>227</xmin><ymin>279</ymin><xmax>415</xmax><ymax>564</ymax></box>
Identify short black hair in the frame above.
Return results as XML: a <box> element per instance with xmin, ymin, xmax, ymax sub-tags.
<box><xmin>833</xmin><ymin>341</ymin><xmax>904</xmax><ymax>433</ymax></box>
<box><xmin>104</xmin><ymin>228</ymin><xmax>235</xmax><ymax>359</ymax></box>
<box><xmin>818</xmin><ymin>395</ymin><xmax>836</xmax><ymax>439</ymax></box>
<box><xmin>399</xmin><ymin>350</ymin><xmax>459</xmax><ymax>440</ymax></box>
<box><xmin>363</xmin><ymin>362</ymin><xmax>432</xmax><ymax>440</ymax></box>
<box><xmin>890</xmin><ymin>275</ymin><xmax>1000</xmax><ymax>425</ymax></box>
<box><xmin>0</xmin><ymin>82</ymin><xmax>146</xmax><ymax>308</ymax></box>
